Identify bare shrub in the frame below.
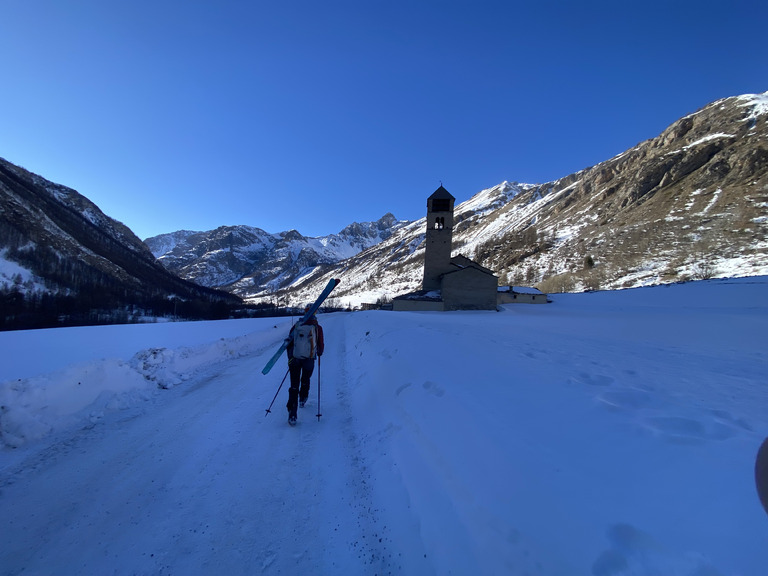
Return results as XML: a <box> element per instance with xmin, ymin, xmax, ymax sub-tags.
<box><xmin>538</xmin><ymin>273</ymin><xmax>576</xmax><ymax>294</ymax></box>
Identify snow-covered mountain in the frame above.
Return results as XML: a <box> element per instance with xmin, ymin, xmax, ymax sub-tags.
<box><xmin>144</xmin><ymin>213</ymin><xmax>408</xmax><ymax>292</ymax></box>
<box><xmin>0</xmin><ymin>158</ymin><xmax>239</xmax><ymax>328</ymax></box>
<box><xmin>3</xmin><ymin>91</ymin><xmax>767</xmax><ymax>320</ymax></box>
<box><xmin>252</xmin><ymin>91</ymin><xmax>768</xmax><ymax>308</ymax></box>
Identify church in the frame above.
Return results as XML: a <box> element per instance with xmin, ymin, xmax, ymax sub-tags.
<box><xmin>393</xmin><ymin>186</ymin><xmax>500</xmax><ymax>311</ymax></box>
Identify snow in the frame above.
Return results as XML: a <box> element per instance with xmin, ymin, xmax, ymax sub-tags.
<box><xmin>0</xmin><ymin>251</ymin><xmax>34</xmax><ymax>285</ymax></box>
<box><xmin>683</xmin><ymin>133</ymin><xmax>735</xmax><ymax>149</ymax></box>
<box><xmin>700</xmin><ymin>188</ymin><xmax>722</xmax><ymax>215</ymax></box>
<box><xmin>501</xmin><ymin>286</ymin><xmax>544</xmax><ymax>295</ymax></box>
<box><xmin>0</xmin><ymin>250</ymin><xmax>47</xmax><ymax>292</ymax></box>
<box><xmin>1</xmin><ymin>278</ymin><xmax>767</xmax><ymax>575</ymax></box>
<box><xmin>455</xmin><ymin>181</ymin><xmax>533</xmax><ymax>217</ymax></box>
<box><xmin>736</xmin><ymin>91</ymin><xmax>768</xmax><ymax>119</ymax></box>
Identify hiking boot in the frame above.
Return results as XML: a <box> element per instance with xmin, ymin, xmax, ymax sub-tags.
<box><xmin>288</xmin><ymin>413</ymin><xmax>297</xmax><ymax>426</ymax></box>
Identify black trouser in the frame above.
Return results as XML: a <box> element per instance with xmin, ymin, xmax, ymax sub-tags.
<box><xmin>287</xmin><ymin>357</ymin><xmax>315</xmax><ymax>415</ymax></box>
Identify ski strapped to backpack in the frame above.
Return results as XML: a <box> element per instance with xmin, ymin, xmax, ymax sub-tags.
<box><xmin>261</xmin><ymin>278</ymin><xmax>340</xmax><ymax>375</ymax></box>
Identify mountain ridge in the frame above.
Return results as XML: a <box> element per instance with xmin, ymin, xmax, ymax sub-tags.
<box><xmin>2</xmin><ymin>91</ymin><xmax>766</xmax><ymax>320</ymax></box>
<box><xmin>241</xmin><ymin>91</ymin><xmax>768</xmax><ymax>307</ymax></box>
<box><xmin>144</xmin><ymin>213</ymin><xmax>410</xmax><ymax>293</ymax></box>
<box><xmin>0</xmin><ymin>158</ymin><xmax>240</xmax><ymax>328</ymax></box>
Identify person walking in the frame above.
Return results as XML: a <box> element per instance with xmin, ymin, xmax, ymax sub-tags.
<box><xmin>286</xmin><ymin>306</ymin><xmax>324</xmax><ymax>425</ymax></box>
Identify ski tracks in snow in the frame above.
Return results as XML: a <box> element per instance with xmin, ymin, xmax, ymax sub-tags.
<box><xmin>313</xmin><ymin>314</ymin><xmax>399</xmax><ymax>575</ymax></box>
<box><xmin>0</xmin><ymin>323</ymin><xmax>391</xmax><ymax>576</ymax></box>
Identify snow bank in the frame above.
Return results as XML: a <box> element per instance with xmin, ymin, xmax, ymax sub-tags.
<box><xmin>0</xmin><ymin>317</ymin><xmax>293</xmax><ymax>447</ymax></box>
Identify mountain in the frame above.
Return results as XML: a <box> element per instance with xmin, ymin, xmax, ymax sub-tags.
<box><xmin>242</xmin><ymin>91</ymin><xmax>767</xmax><ymax>307</ymax></box>
<box><xmin>3</xmin><ymin>90</ymin><xmax>766</xmax><ymax>318</ymax></box>
<box><xmin>0</xmin><ymin>158</ymin><xmax>240</xmax><ymax>329</ymax></box>
<box><xmin>144</xmin><ymin>213</ymin><xmax>408</xmax><ymax>293</ymax></box>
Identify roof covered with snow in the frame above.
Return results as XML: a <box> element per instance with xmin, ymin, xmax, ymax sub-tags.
<box><xmin>498</xmin><ymin>286</ymin><xmax>545</xmax><ymax>295</ymax></box>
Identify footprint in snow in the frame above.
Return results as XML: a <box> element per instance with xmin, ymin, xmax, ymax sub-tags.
<box><xmin>592</xmin><ymin>523</ymin><xmax>722</xmax><ymax>576</ymax></box>
<box><xmin>644</xmin><ymin>415</ymin><xmax>736</xmax><ymax>444</ymax></box>
<box><xmin>709</xmin><ymin>408</ymin><xmax>753</xmax><ymax>432</ymax></box>
<box><xmin>422</xmin><ymin>381</ymin><xmax>445</xmax><ymax>397</ymax></box>
<box><xmin>595</xmin><ymin>389</ymin><xmax>655</xmax><ymax>412</ymax></box>
<box><xmin>570</xmin><ymin>372</ymin><xmax>614</xmax><ymax>387</ymax></box>
<box><xmin>395</xmin><ymin>383</ymin><xmax>412</xmax><ymax>396</ymax></box>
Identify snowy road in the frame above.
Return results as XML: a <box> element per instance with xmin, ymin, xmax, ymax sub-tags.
<box><xmin>2</xmin><ymin>279</ymin><xmax>768</xmax><ymax>575</ymax></box>
<box><xmin>1</xmin><ymin>316</ymin><xmax>406</xmax><ymax>575</ymax></box>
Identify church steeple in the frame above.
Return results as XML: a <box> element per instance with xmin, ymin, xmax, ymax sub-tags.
<box><xmin>423</xmin><ymin>185</ymin><xmax>455</xmax><ymax>291</ymax></box>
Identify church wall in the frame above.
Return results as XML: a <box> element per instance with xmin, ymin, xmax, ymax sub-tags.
<box><xmin>392</xmin><ymin>299</ymin><xmax>445</xmax><ymax>312</ymax></box>
<box><xmin>442</xmin><ymin>268</ymin><xmax>498</xmax><ymax>311</ymax></box>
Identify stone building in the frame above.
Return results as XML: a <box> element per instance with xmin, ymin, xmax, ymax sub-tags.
<box><xmin>393</xmin><ymin>186</ymin><xmax>499</xmax><ymax>311</ymax></box>
<box><xmin>497</xmin><ymin>285</ymin><xmax>547</xmax><ymax>304</ymax></box>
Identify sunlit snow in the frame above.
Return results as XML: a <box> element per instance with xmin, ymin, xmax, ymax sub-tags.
<box><xmin>1</xmin><ymin>278</ymin><xmax>767</xmax><ymax>574</ymax></box>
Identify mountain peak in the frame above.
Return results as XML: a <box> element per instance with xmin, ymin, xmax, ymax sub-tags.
<box><xmin>143</xmin><ymin>214</ymin><xmax>410</xmax><ymax>294</ymax></box>
<box><xmin>3</xmin><ymin>91</ymin><xmax>766</xmax><ymax>319</ymax></box>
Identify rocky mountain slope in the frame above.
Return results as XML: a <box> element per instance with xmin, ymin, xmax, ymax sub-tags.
<box><xmin>3</xmin><ymin>91</ymin><xmax>766</xmax><ymax>318</ymax></box>
<box><xmin>0</xmin><ymin>158</ymin><xmax>239</xmax><ymax>328</ymax></box>
<box><xmin>248</xmin><ymin>91</ymin><xmax>768</xmax><ymax>308</ymax></box>
<box><xmin>144</xmin><ymin>214</ymin><xmax>408</xmax><ymax>294</ymax></box>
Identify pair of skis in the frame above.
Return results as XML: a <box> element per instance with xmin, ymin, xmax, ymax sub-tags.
<box><xmin>261</xmin><ymin>278</ymin><xmax>340</xmax><ymax>376</ymax></box>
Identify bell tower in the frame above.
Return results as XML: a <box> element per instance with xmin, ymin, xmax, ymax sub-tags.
<box><xmin>423</xmin><ymin>185</ymin><xmax>455</xmax><ymax>291</ymax></box>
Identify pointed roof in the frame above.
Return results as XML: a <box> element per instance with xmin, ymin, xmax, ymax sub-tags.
<box><xmin>449</xmin><ymin>254</ymin><xmax>496</xmax><ymax>276</ymax></box>
<box><xmin>429</xmin><ymin>185</ymin><xmax>454</xmax><ymax>201</ymax></box>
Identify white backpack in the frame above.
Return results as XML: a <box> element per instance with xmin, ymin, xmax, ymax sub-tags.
<box><xmin>292</xmin><ymin>323</ymin><xmax>317</xmax><ymax>359</ymax></box>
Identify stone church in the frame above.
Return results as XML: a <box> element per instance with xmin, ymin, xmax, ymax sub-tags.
<box><xmin>393</xmin><ymin>186</ymin><xmax>500</xmax><ymax>311</ymax></box>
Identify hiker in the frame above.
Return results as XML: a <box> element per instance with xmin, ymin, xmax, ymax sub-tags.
<box><xmin>286</xmin><ymin>306</ymin><xmax>324</xmax><ymax>425</ymax></box>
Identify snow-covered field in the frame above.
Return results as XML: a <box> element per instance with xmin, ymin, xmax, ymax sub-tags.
<box><xmin>1</xmin><ymin>278</ymin><xmax>767</xmax><ymax>575</ymax></box>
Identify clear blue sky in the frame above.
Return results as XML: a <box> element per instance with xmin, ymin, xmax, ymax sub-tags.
<box><xmin>2</xmin><ymin>1</ymin><xmax>766</xmax><ymax>240</ymax></box>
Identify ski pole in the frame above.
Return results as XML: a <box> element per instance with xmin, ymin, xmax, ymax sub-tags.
<box><xmin>316</xmin><ymin>355</ymin><xmax>322</xmax><ymax>421</ymax></box>
<box><xmin>265</xmin><ymin>367</ymin><xmax>290</xmax><ymax>417</ymax></box>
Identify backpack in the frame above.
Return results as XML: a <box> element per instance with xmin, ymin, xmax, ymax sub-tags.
<box><xmin>292</xmin><ymin>323</ymin><xmax>317</xmax><ymax>359</ymax></box>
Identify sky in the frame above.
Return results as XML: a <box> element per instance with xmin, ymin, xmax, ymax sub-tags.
<box><xmin>1</xmin><ymin>279</ymin><xmax>767</xmax><ymax>573</ymax></box>
<box><xmin>2</xmin><ymin>0</ymin><xmax>766</xmax><ymax>240</ymax></box>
